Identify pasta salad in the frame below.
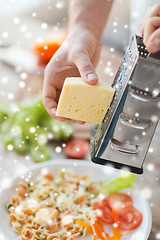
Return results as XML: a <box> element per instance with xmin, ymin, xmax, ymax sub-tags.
<box><xmin>7</xmin><ymin>169</ymin><xmax>142</xmax><ymax>240</ymax></box>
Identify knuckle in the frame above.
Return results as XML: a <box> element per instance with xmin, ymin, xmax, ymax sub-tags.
<box><xmin>44</xmin><ymin>64</ymin><xmax>49</xmax><ymax>76</ymax></box>
<box><xmin>69</xmin><ymin>46</ymin><xmax>84</xmax><ymax>61</ymax></box>
<box><xmin>81</xmin><ymin>62</ymin><xmax>93</xmax><ymax>72</ymax></box>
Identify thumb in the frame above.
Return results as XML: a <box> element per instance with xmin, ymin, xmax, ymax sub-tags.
<box><xmin>74</xmin><ymin>53</ymin><xmax>98</xmax><ymax>85</ymax></box>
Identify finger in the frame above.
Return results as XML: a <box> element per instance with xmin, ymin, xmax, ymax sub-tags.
<box><xmin>140</xmin><ymin>6</ymin><xmax>152</xmax><ymax>34</ymax></box>
<box><xmin>91</xmin><ymin>41</ymin><xmax>102</xmax><ymax>68</ymax></box>
<box><xmin>49</xmin><ymin>108</ymin><xmax>66</xmax><ymax>121</ymax></box>
<box><xmin>42</xmin><ymin>82</ymin><xmax>57</xmax><ymax>117</ymax></box>
<box><xmin>141</xmin><ymin>5</ymin><xmax>160</xmax><ymax>35</ymax></box>
<box><xmin>67</xmin><ymin>119</ymin><xmax>86</xmax><ymax>125</ymax></box>
<box><xmin>73</xmin><ymin>53</ymin><xmax>98</xmax><ymax>85</ymax></box>
<box><xmin>146</xmin><ymin>27</ymin><xmax>160</xmax><ymax>53</ymax></box>
<box><xmin>143</xmin><ymin>17</ymin><xmax>160</xmax><ymax>45</ymax></box>
<box><xmin>42</xmin><ymin>62</ymin><xmax>65</xmax><ymax>121</ymax></box>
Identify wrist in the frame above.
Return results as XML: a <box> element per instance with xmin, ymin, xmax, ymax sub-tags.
<box><xmin>68</xmin><ymin>0</ymin><xmax>113</xmax><ymax>41</ymax></box>
<box><xmin>67</xmin><ymin>25</ymin><xmax>102</xmax><ymax>42</ymax></box>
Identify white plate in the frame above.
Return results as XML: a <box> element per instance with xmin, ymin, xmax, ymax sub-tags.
<box><xmin>0</xmin><ymin>160</ymin><xmax>152</xmax><ymax>240</ymax></box>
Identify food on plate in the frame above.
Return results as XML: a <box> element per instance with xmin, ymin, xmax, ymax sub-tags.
<box><xmin>112</xmin><ymin>205</ymin><xmax>143</xmax><ymax>231</ymax></box>
<box><xmin>107</xmin><ymin>193</ymin><xmax>133</xmax><ymax>209</ymax></box>
<box><xmin>56</xmin><ymin>77</ymin><xmax>115</xmax><ymax>124</ymax></box>
<box><xmin>7</xmin><ymin>169</ymin><xmax>142</xmax><ymax>240</ymax></box>
<box><xmin>0</xmin><ymin>95</ymin><xmax>73</xmax><ymax>162</ymax></box>
<box><xmin>101</xmin><ymin>173</ymin><xmax>135</xmax><ymax>194</ymax></box>
<box><xmin>94</xmin><ymin>200</ymin><xmax>113</xmax><ymax>224</ymax></box>
<box><xmin>33</xmin><ymin>29</ymin><xmax>66</xmax><ymax>66</ymax></box>
<box><xmin>64</xmin><ymin>139</ymin><xmax>90</xmax><ymax>159</ymax></box>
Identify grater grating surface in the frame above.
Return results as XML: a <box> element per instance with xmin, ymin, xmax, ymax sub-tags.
<box><xmin>91</xmin><ymin>35</ymin><xmax>160</xmax><ymax>174</ymax></box>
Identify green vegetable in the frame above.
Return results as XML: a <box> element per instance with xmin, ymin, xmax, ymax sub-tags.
<box><xmin>13</xmin><ymin>137</ymin><xmax>30</xmax><ymax>153</ymax></box>
<box><xmin>0</xmin><ymin>95</ymin><xmax>73</xmax><ymax>162</ymax></box>
<box><xmin>48</xmin><ymin>118</ymin><xmax>73</xmax><ymax>141</ymax></box>
<box><xmin>49</xmin><ymin>119</ymin><xmax>63</xmax><ymax>141</ymax></box>
<box><xmin>30</xmin><ymin>145</ymin><xmax>51</xmax><ymax>162</ymax></box>
<box><xmin>101</xmin><ymin>173</ymin><xmax>135</xmax><ymax>194</ymax></box>
<box><xmin>60</xmin><ymin>122</ymin><xmax>73</xmax><ymax>140</ymax></box>
<box><xmin>0</xmin><ymin>102</ymin><xmax>15</xmax><ymax>124</ymax></box>
<box><xmin>1</xmin><ymin>118</ymin><xmax>15</xmax><ymax>145</ymax></box>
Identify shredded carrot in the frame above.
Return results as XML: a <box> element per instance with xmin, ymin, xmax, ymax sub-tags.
<box><xmin>93</xmin><ymin>220</ymin><xmax>108</xmax><ymax>240</ymax></box>
<box><xmin>105</xmin><ymin>232</ymin><xmax>110</xmax><ymax>239</ymax></box>
<box><xmin>76</xmin><ymin>219</ymin><xmax>112</xmax><ymax>240</ymax></box>
<box><xmin>96</xmin><ymin>220</ymin><xmax>106</xmax><ymax>233</ymax></box>
<box><xmin>107</xmin><ymin>226</ymin><xmax>124</xmax><ymax>240</ymax></box>
<box><xmin>92</xmin><ymin>221</ymin><xmax>125</xmax><ymax>240</ymax></box>
<box><xmin>113</xmin><ymin>226</ymin><xmax>124</xmax><ymax>239</ymax></box>
<box><xmin>107</xmin><ymin>237</ymin><xmax>117</xmax><ymax>240</ymax></box>
<box><xmin>75</xmin><ymin>220</ymin><xmax>92</xmax><ymax>232</ymax></box>
<box><xmin>94</xmin><ymin>234</ymin><xmax>97</xmax><ymax>240</ymax></box>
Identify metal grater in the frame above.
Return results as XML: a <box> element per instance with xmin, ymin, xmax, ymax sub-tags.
<box><xmin>91</xmin><ymin>35</ymin><xmax>160</xmax><ymax>174</ymax></box>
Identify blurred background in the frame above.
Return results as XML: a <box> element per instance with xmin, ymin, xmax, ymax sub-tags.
<box><xmin>0</xmin><ymin>0</ymin><xmax>160</xmax><ymax>239</ymax></box>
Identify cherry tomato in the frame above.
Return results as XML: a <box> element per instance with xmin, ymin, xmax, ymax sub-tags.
<box><xmin>112</xmin><ymin>205</ymin><xmax>143</xmax><ymax>230</ymax></box>
<box><xmin>94</xmin><ymin>200</ymin><xmax>113</xmax><ymax>224</ymax></box>
<box><xmin>64</xmin><ymin>139</ymin><xmax>90</xmax><ymax>159</ymax></box>
<box><xmin>107</xmin><ymin>193</ymin><xmax>133</xmax><ymax>209</ymax></box>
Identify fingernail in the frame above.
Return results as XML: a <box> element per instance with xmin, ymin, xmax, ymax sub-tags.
<box><xmin>87</xmin><ymin>73</ymin><xmax>98</xmax><ymax>81</ymax></box>
<box><xmin>151</xmin><ymin>38</ymin><xmax>160</xmax><ymax>52</ymax></box>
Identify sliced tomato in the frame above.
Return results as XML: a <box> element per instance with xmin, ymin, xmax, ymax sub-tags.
<box><xmin>94</xmin><ymin>200</ymin><xmax>113</xmax><ymax>224</ymax></box>
<box><xmin>64</xmin><ymin>139</ymin><xmax>90</xmax><ymax>159</ymax></box>
<box><xmin>107</xmin><ymin>193</ymin><xmax>133</xmax><ymax>209</ymax></box>
<box><xmin>112</xmin><ymin>205</ymin><xmax>143</xmax><ymax>230</ymax></box>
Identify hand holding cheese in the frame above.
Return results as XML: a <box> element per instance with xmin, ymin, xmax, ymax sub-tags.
<box><xmin>42</xmin><ymin>0</ymin><xmax>113</xmax><ymax>123</ymax></box>
<box><xmin>56</xmin><ymin>77</ymin><xmax>115</xmax><ymax>124</ymax></box>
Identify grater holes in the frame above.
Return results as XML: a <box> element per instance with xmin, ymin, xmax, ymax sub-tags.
<box><xmin>119</xmin><ymin>112</ymin><xmax>152</xmax><ymax>130</ymax></box>
<box><xmin>130</xmin><ymin>85</ymin><xmax>160</xmax><ymax>102</ymax></box>
<box><xmin>110</xmin><ymin>138</ymin><xmax>139</xmax><ymax>154</ymax></box>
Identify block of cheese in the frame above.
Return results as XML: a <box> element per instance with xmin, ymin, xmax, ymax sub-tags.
<box><xmin>56</xmin><ymin>77</ymin><xmax>115</xmax><ymax>124</ymax></box>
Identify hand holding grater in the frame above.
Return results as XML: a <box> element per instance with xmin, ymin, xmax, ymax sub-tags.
<box><xmin>91</xmin><ymin>35</ymin><xmax>160</xmax><ymax>174</ymax></box>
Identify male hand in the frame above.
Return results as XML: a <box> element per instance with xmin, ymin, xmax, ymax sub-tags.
<box><xmin>42</xmin><ymin>28</ymin><xmax>101</xmax><ymax>123</ymax></box>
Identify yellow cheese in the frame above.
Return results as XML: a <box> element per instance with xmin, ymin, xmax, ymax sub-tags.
<box><xmin>56</xmin><ymin>77</ymin><xmax>115</xmax><ymax>124</ymax></box>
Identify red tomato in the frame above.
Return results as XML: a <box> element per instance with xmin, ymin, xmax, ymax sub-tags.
<box><xmin>64</xmin><ymin>139</ymin><xmax>90</xmax><ymax>159</ymax></box>
<box><xmin>107</xmin><ymin>193</ymin><xmax>133</xmax><ymax>209</ymax></box>
<box><xmin>94</xmin><ymin>200</ymin><xmax>113</xmax><ymax>224</ymax></box>
<box><xmin>112</xmin><ymin>205</ymin><xmax>143</xmax><ymax>230</ymax></box>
